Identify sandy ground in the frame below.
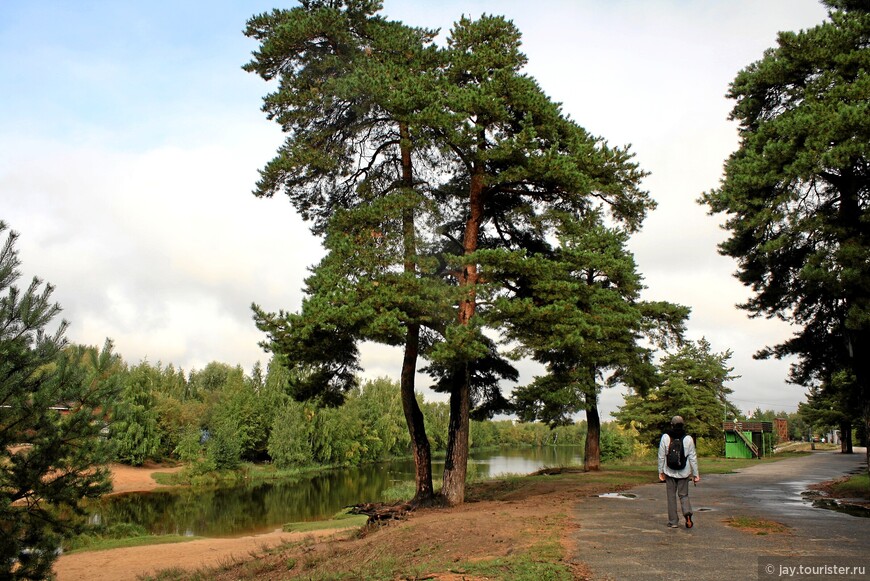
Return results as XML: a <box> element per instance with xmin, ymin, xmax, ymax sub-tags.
<box><xmin>54</xmin><ymin>464</ymin><xmax>351</xmax><ymax>581</ymax></box>
<box><xmin>55</xmin><ymin>527</ymin><xmax>347</xmax><ymax>581</ymax></box>
<box><xmin>107</xmin><ymin>462</ymin><xmax>183</xmax><ymax>495</ymax></box>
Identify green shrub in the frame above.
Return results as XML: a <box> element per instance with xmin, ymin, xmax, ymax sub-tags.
<box><xmin>205</xmin><ymin>416</ymin><xmax>242</xmax><ymax>470</ymax></box>
<box><xmin>696</xmin><ymin>435</ymin><xmax>725</xmax><ymax>457</ymax></box>
<box><xmin>268</xmin><ymin>402</ymin><xmax>314</xmax><ymax>469</ymax></box>
<box><xmin>600</xmin><ymin>426</ymin><xmax>633</xmax><ymax>462</ymax></box>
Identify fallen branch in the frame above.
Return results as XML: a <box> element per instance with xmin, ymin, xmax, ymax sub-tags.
<box><xmin>347</xmin><ymin>502</ymin><xmax>412</xmax><ymax>522</ymax></box>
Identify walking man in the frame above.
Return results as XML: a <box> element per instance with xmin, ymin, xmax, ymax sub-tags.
<box><xmin>658</xmin><ymin>415</ymin><xmax>700</xmax><ymax>528</ymax></box>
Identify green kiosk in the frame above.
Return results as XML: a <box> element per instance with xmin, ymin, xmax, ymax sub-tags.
<box><xmin>723</xmin><ymin>421</ymin><xmax>775</xmax><ymax>458</ymax></box>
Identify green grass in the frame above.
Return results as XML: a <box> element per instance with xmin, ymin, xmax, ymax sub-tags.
<box><xmin>462</xmin><ymin>542</ymin><xmax>575</xmax><ymax>580</ymax></box>
<box><xmin>151</xmin><ymin>471</ymin><xmax>186</xmax><ymax>486</ymax></box>
<box><xmin>724</xmin><ymin>515</ymin><xmax>790</xmax><ymax>535</ymax></box>
<box><xmin>830</xmin><ymin>473</ymin><xmax>870</xmax><ymax>500</ymax></box>
<box><xmin>140</xmin><ymin>567</ymin><xmax>222</xmax><ymax>581</ymax></box>
<box><xmin>699</xmin><ymin>455</ymin><xmax>785</xmax><ymax>474</ymax></box>
<box><xmin>378</xmin><ymin>481</ymin><xmax>418</xmax><ymax>502</ymax></box>
<box><xmin>604</xmin><ymin>450</ymin><xmax>809</xmax><ymax>475</ymax></box>
<box><xmin>65</xmin><ymin>522</ymin><xmax>203</xmax><ymax>554</ymax></box>
<box><xmin>282</xmin><ymin>539</ymin><xmax>577</xmax><ymax>581</ymax></box>
<box><xmin>64</xmin><ymin>534</ymin><xmax>201</xmax><ymax>554</ymax></box>
<box><xmin>152</xmin><ymin>461</ymin><xmax>332</xmax><ymax>487</ymax></box>
<box><xmin>460</xmin><ymin>513</ymin><xmax>573</xmax><ymax>580</ymax></box>
<box><xmin>282</xmin><ymin>509</ymin><xmax>369</xmax><ymax>533</ymax></box>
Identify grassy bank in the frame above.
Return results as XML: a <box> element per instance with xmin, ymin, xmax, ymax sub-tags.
<box><xmin>151</xmin><ymin>461</ymin><xmax>338</xmax><ymax>487</ymax></box>
<box><xmin>64</xmin><ymin>522</ymin><xmax>203</xmax><ymax>554</ymax></box>
<box><xmin>829</xmin><ymin>473</ymin><xmax>870</xmax><ymax>500</ymax></box>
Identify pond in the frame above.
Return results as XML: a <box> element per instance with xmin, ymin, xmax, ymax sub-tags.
<box><xmin>90</xmin><ymin>446</ymin><xmax>583</xmax><ymax>538</ymax></box>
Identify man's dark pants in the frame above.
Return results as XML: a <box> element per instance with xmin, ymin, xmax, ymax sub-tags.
<box><xmin>665</xmin><ymin>475</ymin><xmax>692</xmax><ymax>526</ymax></box>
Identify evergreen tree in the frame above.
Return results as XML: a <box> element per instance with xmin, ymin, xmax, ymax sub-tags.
<box><xmin>700</xmin><ymin>1</ymin><xmax>870</xmax><ymax>464</ymax></box>
<box><xmin>615</xmin><ymin>339</ymin><xmax>739</xmax><ymax>452</ymax></box>
<box><xmin>0</xmin><ymin>223</ymin><xmax>117</xmax><ymax>579</ymax></box>
<box><xmin>799</xmin><ymin>376</ymin><xmax>858</xmax><ymax>452</ymax></box>
<box><xmin>246</xmin><ymin>4</ymin><xmax>653</xmax><ymax>505</ymax></box>
<box><xmin>245</xmin><ymin>0</ymin><xmax>442</xmax><ymax>503</ymax></box>
<box><xmin>420</xmin><ymin>14</ymin><xmax>653</xmax><ymax>503</ymax></box>
<box><xmin>112</xmin><ymin>362</ymin><xmax>162</xmax><ymax>465</ymax></box>
<box><xmin>493</xmin><ymin>211</ymin><xmax>687</xmax><ymax>470</ymax></box>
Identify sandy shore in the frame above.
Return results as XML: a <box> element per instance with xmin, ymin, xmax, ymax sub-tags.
<box><xmin>106</xmin><ymin>462</ymin><xmax>183</xmax><ymax>495</ymax></box>
<box><xmin>53</xmin><ymin>463</ymin><xmax>351</xmax><ymax>581</ymax></box>
<box><xmin>55</xmin><ymin>528</ymin><xmax>347</xmax><ymax>581</ymax></box>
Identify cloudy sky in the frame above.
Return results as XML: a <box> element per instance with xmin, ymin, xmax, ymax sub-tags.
<box><xmin>1</xmin><ymin>0</ymin><xmax>831</xmax><ymax>419</ymax></box>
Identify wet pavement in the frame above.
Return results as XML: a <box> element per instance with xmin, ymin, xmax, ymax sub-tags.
<box><xmin>570</xmin><ymin>449</ymin><xmax>870</xmax><ymax>580</ymax></box>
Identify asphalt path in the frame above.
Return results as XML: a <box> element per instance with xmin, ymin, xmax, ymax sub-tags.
<box><xmin>570</xmin><ymin>450</ymin><xmax>870</xmax><ymax>581</ymax></box>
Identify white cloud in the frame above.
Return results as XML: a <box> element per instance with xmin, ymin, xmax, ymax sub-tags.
<box><xmin>0</xmin><ymin>128</ymin><xmax>320</xmax><ymax>373</ymax></box>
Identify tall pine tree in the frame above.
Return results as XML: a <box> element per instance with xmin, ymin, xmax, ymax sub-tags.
<box><xmin>615</xmin><ymin>339</ymin><xmax>739</xmax><ymax>451</ymax></box>
<box><xmin>246</xmin><ymin>5</ymin><xmax>654</xmax><ymax>505</ymax></box>
<box><xmin>0</xmin><ymin>222</ymin><xmax>118</xmax><ymax>579</ymax></box>
<box><xmin>700</xmin><ymin>0</ymin><xmax>870</xmax><ymax>463</ymax></box>
<box><xmin>245</xmin><ymin>0</ymin><xmax>444</xmax><ymax>503</ymax></box>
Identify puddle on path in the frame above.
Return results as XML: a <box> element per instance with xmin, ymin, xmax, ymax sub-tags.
<box><xmin>810</xmin><ymin>498</ymin><xmax>870</xmax><ymax>518</ymax></box>
<box><xmin>598</xmin><ymin>492</ymin><xmax>638</xmax><ymax>499</ymax></box>
<box><xmin>802</xmin><ymin>489</ymin><xmax>870</xmax><ymax>517</ymax></box>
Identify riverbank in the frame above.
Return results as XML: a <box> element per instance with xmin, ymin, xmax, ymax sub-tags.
<box><xmin>60</xmin><ymin>451</ymin><xmax>867</xmax><ymax>579</ymax></box>
<box><xmin>55</xmin><ymin>463</ymin><xmax>363</xmax><ymax>579</ymax></box>
<box><xmin>59</xmin><ymin>466</ymin><xmax>648</xmax><ymax>580</ymax></box>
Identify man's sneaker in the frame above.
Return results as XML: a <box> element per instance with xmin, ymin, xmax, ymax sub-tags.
<box><xmin>667</xmin><ymin>523</ymin><xmax>680</xmax><ymax>528</ymax></box>
<box><xmin>685</xmin><ymin>514</ymin><xmax>693</xmax><ymax>529</ymax></box>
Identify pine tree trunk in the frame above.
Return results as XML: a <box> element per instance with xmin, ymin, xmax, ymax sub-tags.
<box><xmin>401</xmin><ymin>323</ymin><xmax>434</xmax><ymax>503</ymax></box>
<box><xmin>847</xmin><ymin>330</ymin><xmax>869</xmax><ymax>473</ymax></box>
<box><xmin>584</xmin><ymin>390</ymin><xmax>601</xmax><ymax>471</ymax></box>
<box><xmin>398</xmin><ymin>123</ymin><xmax>434</xmax><ymax>504</ymax></box>
<box><xmin>441</xmin><ymin>165</ymin><xmax>485</xmax><ymax>505</ymax></box>
<box><xmin>840</xmin><ymin>418</ymin><xmax>853</xmax><ymax>454</ymax></box>
<box><xmin>442</xmin><ymin>368</ymin><xmax>471</xmax><ymax>505</ymax></box>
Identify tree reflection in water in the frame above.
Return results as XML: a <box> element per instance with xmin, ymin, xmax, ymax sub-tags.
<box><xmin>91</xmin><ymin>446</ymin><xmax>583</xmax><ymax>537</ymax></box>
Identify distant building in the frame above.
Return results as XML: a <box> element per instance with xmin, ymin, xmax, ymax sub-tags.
<box><xmin>774</xmin><ymin>417</ymin><xmax>788</xmax><ymax>442</ymax></box>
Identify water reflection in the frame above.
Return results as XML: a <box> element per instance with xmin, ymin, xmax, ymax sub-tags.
<box><xmin>91</xmin><ymin>446</ymin><xmax>583</xmax><ymax>538</ymax></box>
